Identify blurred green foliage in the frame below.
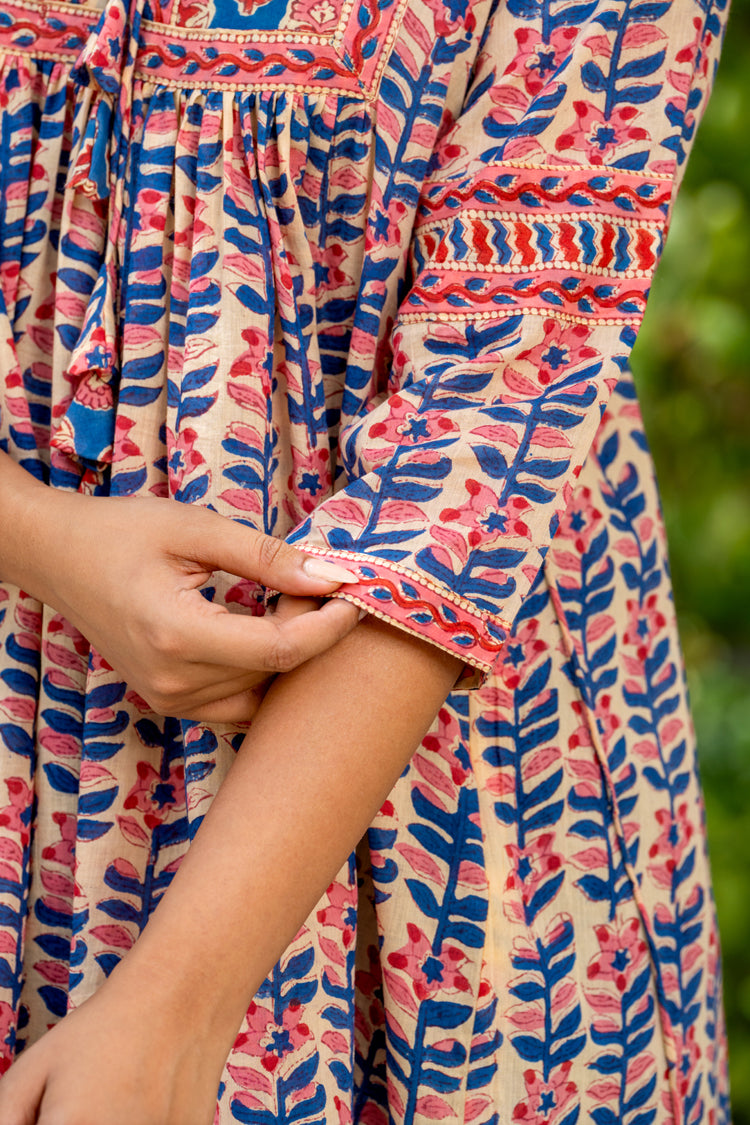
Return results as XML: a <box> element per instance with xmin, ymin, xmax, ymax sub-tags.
<box><xmin>631</xmin><ymin>0</ymin><xmax>750</xmax><ymax>1117</ymax></box>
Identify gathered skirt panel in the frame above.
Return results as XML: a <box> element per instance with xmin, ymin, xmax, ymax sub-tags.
<box><xmin>0</xmin><ymin>1</ymin><xmax>731</xmax><ymax>1122</ymax></box>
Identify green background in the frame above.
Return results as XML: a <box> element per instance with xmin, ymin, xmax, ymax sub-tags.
<box><xmin>632</xmin><ymin>0</ymin><xmax>750</xmax><ymax>1116</ymax></box>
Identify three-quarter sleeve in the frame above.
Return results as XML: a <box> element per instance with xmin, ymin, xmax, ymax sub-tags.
<box><xmin>287</xmin><ymin>0</ymin><xmax>727</xmax><ymax>683</ymax></box>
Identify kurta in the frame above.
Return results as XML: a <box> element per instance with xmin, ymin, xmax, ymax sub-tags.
<box><xmin>0</xmin><ymin>0</ymin><xmax>732</xmax><ymax>1119</ymax></box>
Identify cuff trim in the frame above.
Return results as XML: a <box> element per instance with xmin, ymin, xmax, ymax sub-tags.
<box><xmin>298</xmin><ymin>545</ymin><xmax>511</xmax><ymax>679</ymax></box>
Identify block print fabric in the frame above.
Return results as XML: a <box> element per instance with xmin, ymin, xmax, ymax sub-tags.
<box><xmin>0</xmin><ymin>0</ymin><xmax>732</xmax><ymax>1120</ymax></box>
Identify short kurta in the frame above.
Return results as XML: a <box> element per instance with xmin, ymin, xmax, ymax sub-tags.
<box><xmin>0</xmin><ymin>0</ymin><xmax>732</xmax><ymax>1120</ymax></box>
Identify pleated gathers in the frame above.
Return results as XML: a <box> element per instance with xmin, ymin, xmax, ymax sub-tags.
<box><xmin>0</xmin><ymin>0</ymin><xmax>732</xmax><ymax>1120</ymax></box>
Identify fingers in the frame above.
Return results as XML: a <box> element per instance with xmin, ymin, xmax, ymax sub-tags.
<box><xmin>179</xmin><ymin>513</ymin><xmax>359</xmax><ymax>597</ymax></box>
<box><xmin>139</xmin><ymin>599</ymin><xmax>359</xmax><ymax>717</ymax></box>
<box><xmin>268</xmin><ymin>595</ymin><xmax>322</xmax><ymax>621</ymax></box>
<box><xmin>194</xmin><ymin>597</ymin><xmax>361</xmax><ymax>675</ymax></box>
<box><xmin>142</xmin><ymin>668</ymin><xmax>266</xmax><ymax>719</ymax></box>
<box><xmin>171</xmin><ymin>686</ymin><xmax>266</xmax><ymax>724</ymax></box>
<box><xmin>0</xmin><ymin>1062</ymin><xmax>45</xmax><ymax>1125</ymax></box>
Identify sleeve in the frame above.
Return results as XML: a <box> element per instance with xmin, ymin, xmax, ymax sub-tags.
<box><xmin>286</xmin><ymin>0</ymin><xmax>729</xmax><ymax>684</ymax></box>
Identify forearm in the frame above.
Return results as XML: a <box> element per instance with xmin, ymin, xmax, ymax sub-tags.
<box><xmin>112</xmin><ymin>614</ymin><xmax>462</xmax><ymax>1053</ymax></box>
<box><xmin>0</xmin><ymin>449</ymin><xmax>58</xmax><ymax>598</ymax></box>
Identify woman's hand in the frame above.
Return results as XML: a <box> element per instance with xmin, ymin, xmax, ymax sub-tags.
<box><xmin>0</xmin><ymin>973</ymin><xmax>225</xmax><ymax>1125</ymax></box>
<box><xmin>0</xmin><ymin>454</ymin><xmax>360</xmax><ymax>722</ymax></box>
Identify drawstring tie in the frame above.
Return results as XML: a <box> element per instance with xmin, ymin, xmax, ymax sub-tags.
<box><xmin>51</xmin><ymin>0</ymin><xmax>146</xmax><ymax>470</ymax></box>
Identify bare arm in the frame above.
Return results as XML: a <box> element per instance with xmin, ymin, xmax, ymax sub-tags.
<box><xmin>122</xmin><ymin>612</ymin><xmax>462</xmax><ymax>1042</ymax></box>
<box><xmin>0</xmin><ymin>612</ymin><xmax>462</xmax><ymax>1125</ymax></box>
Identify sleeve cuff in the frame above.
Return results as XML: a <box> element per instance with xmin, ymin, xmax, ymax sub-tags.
<box><xmin>293</xmin><ymin>545</ymin><xmax>510</xmax><ymax>689</ymax></box>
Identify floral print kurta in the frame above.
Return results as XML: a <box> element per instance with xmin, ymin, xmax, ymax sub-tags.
<box><xmin>0</xmin><ymin>0</ymin><xmax>732</xmax><ymax>1119</ymax></box>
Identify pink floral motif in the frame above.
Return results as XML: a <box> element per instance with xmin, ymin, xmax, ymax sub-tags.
<box><xmin>512</xmin><ymin>1060</ymin><xmax>578</xmax><ymax>1125</ymax></box>
<box><xmin>135</xmin><ymin>187</ymin><xmax>167</xmax><ymax>234</ymax></box>
<box><xmin>286</xmin><ymin>443</ymin><xmax>332</xmax><ymax>518</ymax></box>
<box><xmin>112</xmin><ymin>415</ymin><xmax>142</xmax><ymax>463</ymax></box>
<box><xmin>592</xmin><ymin>693</ymin><xmax>622</xmax><ymax>748</ymax></box>
<box><xmin>503</xmin><ymin>27</ymin><xmax>579</xmax><ymax>95</ymax></box>
<box><xmin>586</xmin><ymin>917</ymin><xmax>648</xmax><ymax>992</ymax></box>
<box><xmin>317</xmin><ymin>879</ymin><xmax>357</xmax><ymax>950</ymax></box>
<box><xmin>368</xmin><ymin>394</ymin><xmax>459</xmax><ymax>449</ymax></box>
<box><xmin>497</xmin><ymin>618</ymin><xmax>549</xmax><ymax>694</ymax></box>
<box><xmin>0</xmin><ymin>778</ymin><xmax>33</xmax><ymax>847</ymax></box>
<box><xmin>647</xmin><ymin>802</ymin><xmax>695</xmax><ymax>890</ymax></box>
<box><xmin>622</xmin><ymin>595</ymin><xmax>667</xmax><ymax>660</ymax></box>
<box><xmin>554</xmin><ymin>486</ymin><xmax>604</xmax><ymax>555</ymax></box>
<box><xmin>290</xmin><ymin>0</ymin><xmax>339</xmax><ymax>32</ymax></box>
<box><xmin>387</xmin><ymin>923</ymin><xmax>471</xmax><ymax>1002</ymax></box>
<box><xmin>440</xmin><ymin>480</ymin><xmax>532</xmax><ymax>548</ymax></box>
<box><xmin>122</xmin><ymin>761</ymin><xmax>186</xmax><ymax>829</ymax></box>
<box><xmin>504</xmin><ymin>833</ymin><xmax>564</xmax><ymax>925</ymax></box>
<box><xmin>556</xmin><ymin>100</ymin><xmax>650</xmax><ymax>164</ymax></box>
<box><xmin>420</xmin><ymin>0</ymin><xmax>477</xmax><ymax>39</ymax></box>
<box><xmin>672</xmin><ymin>1024</ymin><xmax>702</xmax><ymax>1102</ymax></box>
<box><xmin>368</xmin><ymin>197</ymin><xmax>408</xmax><ymax>245</ymax></box>
<box><xmin>511</xmin><ymin>320</ymin><xmax>600</xmax><ymax>395</ymax></box>
<box><xmin>236</xmin><ymin>1000</ymin><xmax>313</xmax><ymax>1073</ymax></box>
<box><xmin>41</xmin><ymin>811</ymin><xmax>77</xmax><ymax>869</ymax></box>
<box><xmin>166</xmin><ymin>426</ymin><xmax>208</xmax><ymax>497</ymax></box>
<box><xmin>420</xmin><ymin>705</ymin><xmax>470</xmax><ymax>792</ymax></box>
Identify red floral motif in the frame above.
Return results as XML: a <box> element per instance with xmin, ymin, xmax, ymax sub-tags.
<box><xmin>236</xmin><ymin>1000</ymin><xmax>313</xmax><ymax>1072</ymax></box>
<box><xmin>622</xmin><ymin>595</ymin><xmax>667</xmax><ymax>660</ymax></box>
<box><xmin>367</xmin><ymin>394</ymin><xmax>458</xmax><ymax>450</ymax></box>
<box><xmin>497</xmin><ymin>618</ymin><xmax>549</xmax><ymax>693</ymax></box>
<box><xmin>441</xmin><ymin>480</ymin><xmax>532</xmax><ymax>548</ymax></box>
<box><xmin>555</xmin><ymin>100</ymin><xmax>650</xmax><ymax>164</ymax></box>
<box><xmin>286</xmin><ymin>443</ymin><xmax>332</xmax><ymax>517</ymax></box>
<box><xmin>501</xmin><ymin>319</ymin><xmax>602</xmax><ymax>402</ymax></box>
<box><xmin>368</xmin><ymin>197</ymin><xmax>408</xmax><ymax>245</ymax></box>
<box><xmin>112</xmin><ymin>415</ymin><xmax>142</xmax><ymax>463</ymax></box>
<box><xmin>503</xmin><ymin>27</ymin><xmax>579</xmax><ymax>95</ymax></box>
<box><xmin>554</xmin><ymin>486</ymin><xmax>604</xmax><ymax>555</ymax></box>
<box><xmin>419</xmin><ymin>0</ymin><xmax>476</xmax><ymax>39</ymax></box>
<box><xmin>135</xmin><ymin>187</ymin><xmax>168</xmax><ymax>234</ymax></box>
<box><xmin>41</xmin><ymin>811</ymin><xmax>78</xmax><ymax>869</ymax></box>
<box><xmin>587</xmin><ymin>917</ymin><xmax>648</xmax><ymax>992</ymax></box>
<box><xmin>512</xmin><ymin>1060</ymin><xmax>578</xmax><ymax>1125</ymax></box>
<box><xmin>387</xmin><ymin>923</ymin><xmax>471</xmax><ymax>1001</ymax></box>
<box><xmin>504</xmin><ymin>833</ymin><xmax>564</xmax><ymax>925</ymax></box>
<box><xmin>354</xmin><ymin>943</ymin><xmax>386</xmax><ymax>1042</ymax></box>
<box><xmin>166</xmin><ymin>426</ymin><xmax>208</xmax><ymax>497</ymax></box>
<box><xmin>647</xmin><ymin>802</ymin><xmax>696</xmax><ymax>890</ymax></box>
<box><xmin>592</xmin><ymin>693</ymin><xmax>622</xmax><ymax>748</ymax></box>
<box><xmin>122</xmin><ymin>761</ymin><xmax>186</xmax><ymax>829</ymax></box>
<box><xmin>419</xmin><ymin>705</ymin><xmax>470</xmax><ymax>793</ymax></box>
<box><xmin>672</xmin><ymin>1024</ymin><xmax>702</xmax><ymax>1101</ymax></box>
<box><xmin>316</xmin><ymin>879</ymin><xmax>357</xmax><ymax>949</ymax></box>
<box><xmin>0</xmin><ymin>778</ymin><xmax>33</xmax><ymax>848</ymax></box>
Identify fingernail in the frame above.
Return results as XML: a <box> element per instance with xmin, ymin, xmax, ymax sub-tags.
<box><xmin>358</xmin><ymin>609</ymin><xmax>368</xmax><ymax>621</ymax></box>
<box><xmin>302</xmin><ymin>557</ymin><xmax>360</xmax><ymax>584</ymax></box>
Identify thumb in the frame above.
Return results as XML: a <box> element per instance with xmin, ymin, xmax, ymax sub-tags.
<box><xmin>186</xmin><ymin>517</ymin><xmax>359</xmax><ymax>595</ymax></box>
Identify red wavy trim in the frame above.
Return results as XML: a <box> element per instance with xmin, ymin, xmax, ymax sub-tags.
<box><xmin>418</xmin><ymin>177</ymin><xmax>671</xmax><ymax>220</ymax></box>
<box><xmin>138</xmin><ymin>43</ymin><xmax>353</xmax><ymax>80</ymax></box>
<box><xmin>408</xmin><ymin>276</ymin><xmax>648</xmax><ymax>311</ymax></box>
<box><xmin>356</xmin><ymin>574</ymin><xmax>506</xmax><ymax>655</ymax></box>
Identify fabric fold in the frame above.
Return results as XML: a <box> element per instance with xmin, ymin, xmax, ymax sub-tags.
<box><xmin>50</xmin><ymin>0</ymin><xmax>148</xmax><ymax>471</ymax></box>
<box><xmin>286</xmin><ymin>0</ymin><xmax>710</xmax><ymax>686</ymax></box>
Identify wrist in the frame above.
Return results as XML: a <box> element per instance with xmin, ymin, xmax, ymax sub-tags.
<box><xmin>106</xmin><ymin>934</ymin><xmax>247</xmax><ymax>1060</ymax></box>
<box><xmin>0</xmin><ymin>452</ymin><xmax>83</xmax><ymax>609</ymax></box>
